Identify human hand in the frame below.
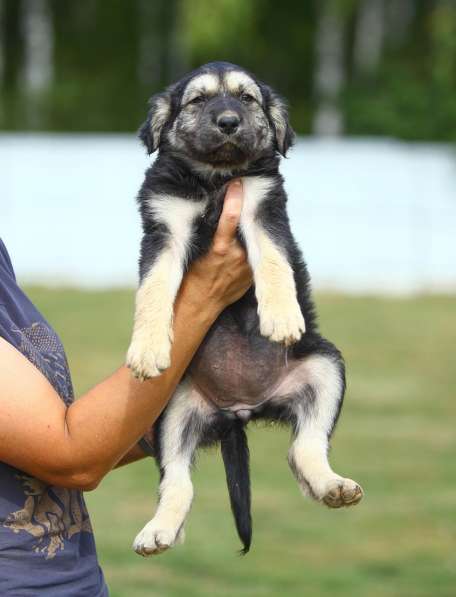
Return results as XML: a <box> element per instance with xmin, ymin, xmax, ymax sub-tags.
<box><xmin>179</xmin><ymin>180</ymin><xmax>253</xmax><ymax>316</ymax></box>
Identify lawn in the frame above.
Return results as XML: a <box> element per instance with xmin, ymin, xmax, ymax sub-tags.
<box><xmin>27</xmin><ymin>288</ymin><xmax>456</xmax><ymax>597</ymax></box>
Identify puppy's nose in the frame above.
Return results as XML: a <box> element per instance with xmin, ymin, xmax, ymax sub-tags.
<box><xmin>217</xmin><ymin>113</ymin><xmax>240</xmax><ymax>135</ymax></box>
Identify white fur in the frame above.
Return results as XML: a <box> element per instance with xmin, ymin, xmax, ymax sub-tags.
<box><xmin>182</xmin><ymin>73</ymin><xmax>220</xmax><ymax>104</ymax></box>
<box><xmin>126</xmin><ymin>196</ymin><xmax>206</xmax><ymax>379</ymax></box>
<box><xmin>147</xmin><ymin>195</ymin><xmax>206</xmax><ymax>263</ymax></box>
<box><xmin>240</xmin><ymin>176</ymin><xmax>305</xmax><ymax>344</ymax></box>
<box><xmin>286</xmin><ymin>355</ymin><xmax>363</xmax><ymax>506</ymax></box>
<box><xmin>239</xmin><ymin>175</ymin><xmax>275</xmax><ymax>268</ymax></box>
<box><xmin>133</xmin><ymin>383</ymin><xmax>213</xmax><ymax>556</ymax></box>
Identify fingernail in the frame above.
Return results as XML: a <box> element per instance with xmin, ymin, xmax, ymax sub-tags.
<box><xmin>231</xmin><ymin>179</ymin><xmax>242</xmax><ymax>189</ymax></box>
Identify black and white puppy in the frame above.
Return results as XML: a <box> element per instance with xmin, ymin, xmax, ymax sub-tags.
<box><xmin>127</xmin><ymin>61</ymin><xmax>363</xmax><ymax>556</ymax></box>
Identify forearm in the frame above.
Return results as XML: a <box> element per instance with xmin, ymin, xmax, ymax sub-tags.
<box><xmin>115</xmin><ymin>443</ymin><xmax>148</xmax><ymax>468</ymax></box>
<box><xmin>0</xmin><ymin>290</ymin><xmax>217</xmax><ymax>490</ymax></box>
<box><xmin>60</xmin><ymin>289</ymin><xmax>218</xmax><ymax>488</ymax></box>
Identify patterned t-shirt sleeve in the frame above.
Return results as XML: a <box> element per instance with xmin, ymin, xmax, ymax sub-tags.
<box><xmin>0</xmin><ymin>239</ymin><xmax>74</xmax><ymax>405</ymax></box>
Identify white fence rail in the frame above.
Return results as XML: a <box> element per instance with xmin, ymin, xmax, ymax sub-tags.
<box><xmin>1</xmin><ymin>134</ymin><xmax>455</xmax><ymax>294</ymax></box>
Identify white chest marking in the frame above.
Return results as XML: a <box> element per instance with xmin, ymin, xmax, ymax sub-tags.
<box><xmin>147</xmin><ymin>194</ymin><xmax>208</xmax><ymax>266</ymax></box>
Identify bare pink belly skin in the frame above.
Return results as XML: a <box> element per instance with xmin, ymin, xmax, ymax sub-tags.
<box><xmin>188</xmin><ymin>309</ymin><xmax>303</xmax><ymax>416</ymax></box>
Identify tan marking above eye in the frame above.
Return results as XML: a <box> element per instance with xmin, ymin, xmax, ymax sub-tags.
<box><xmin>224</xmin><ymin>71</ymin><xmax>262</xmax><ymax>103</ymax></box>
<box><xmin>182</xmin><ymin>73</ymin><xmax>220</xmax><ymax>105</ymax></box>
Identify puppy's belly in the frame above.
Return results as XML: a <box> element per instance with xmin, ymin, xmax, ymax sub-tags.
<box><xmin>188</xmin><ymin>313</ymin><xmax>291</xmax><ymax>411</ymax></box>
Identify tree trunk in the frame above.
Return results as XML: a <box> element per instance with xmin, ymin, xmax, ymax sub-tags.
<box><xmin>21</xmin><ymin>0</ymin><xmax>53</xmax><ymax>92</ymax></box>
<box><xmin>21</xmin><ymin>0</ymin><xmax>53</xmax><ymax>128</ymax></box>
<box><xmin>137</xmin><ymin>0</ymin><xmax>164</xmax><ymax>89</ymax></box>
<box><xmin>313</xmin><ymin>1</ymin><xmax>346</xmax><ymax>136</ymax></box>
<box><xmin>353</xmin><ymin>0</ymin><xmax>385</xmax><ymax>75</ymax></box>
<box><xmin>386</xmin><ymin>0</ymin><xmax>415</xmax><ymax>48</ymax></box>
<box><xmin>165</xmin><ymin>0</ymin><xmax>188</xmax><ymax>82</ymax></box>
<box><xmin>137</xmin><ymin>0</ymin><xmax>187</xmax><ymax>90</ymax></box>
<box><xmin>0</xmin><ymin>0</ymin><xmax>4</xmax><ymax>86</ymax></box>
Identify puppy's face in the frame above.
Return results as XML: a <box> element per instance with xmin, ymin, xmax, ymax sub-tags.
<box><xmin>139</xmin><ymin>62</ymin><xmax>295</xmax><ymax>169</ymax></box>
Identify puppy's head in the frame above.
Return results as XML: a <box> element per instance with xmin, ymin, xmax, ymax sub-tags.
<box><xmin>139</xmin><ymin>62</ymin><xmax>295</xmax><ymax>168</ymax></box>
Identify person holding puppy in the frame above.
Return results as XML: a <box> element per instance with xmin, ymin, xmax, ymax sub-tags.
<box><xmin>0</xmin><ymin>182</ymin><xmax>250</xmax><ymax>596</ymax></box>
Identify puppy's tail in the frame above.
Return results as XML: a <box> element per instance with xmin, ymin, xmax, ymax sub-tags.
<box><xmin>220</xmin><ymin>420</ymin><xmax>252</xmax><ymax>555</ymax></box>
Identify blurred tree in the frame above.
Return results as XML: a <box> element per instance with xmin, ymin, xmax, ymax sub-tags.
<box><xmin>137</xmin><ymin>0</ymin><xmax>187</xmax><ymax>92</ymax></box>
<box><xmin>429</xmin><ymin>0</ymin><xmax>456</xmax><ymax>138</ymax></box>
<box><xmin>353</xmin><ymin>0</ymin><xmax>385</xmax><ymax>75</ymax></box>
<box><xmin>313</xmin><ymin>0</ymin><xmax>349</xmax><ymax>136</ymax></box>
<box><xmin>0</xmin><ymin>0</ymin><xmax>4</xmax><ymax>86</ymax></box>
<box><xmin>21</xmin><ymin>0</ymin><xmax>53</xmax><ymax>93</ymax></box>
<box><xmin>0</xmin><ymin>0</ymin><xmax>4</xmax><ymax>122</ymax></box>
<box><xmin>0</xmin><ymin>0</ymin><xmax>455</xmax><ymax>141</ymax></box>
<box><xmin>386</xmin><ymin>0</ymin><xmax>415</xmax><ymax>48</ymax></box>
<box><xmin>2</xmin><ymin>0</ymin><xmax>21</xmax><ymax>91</ymax></box>
<box><xmin>345</xmin><ymin>0</ymin><xmax>456</xmax><ymax>140</ymax></box>
<box><xmin>21</xmin><ymin>0</ymin><xmax>53</xmax><ymax>127</ymax></box>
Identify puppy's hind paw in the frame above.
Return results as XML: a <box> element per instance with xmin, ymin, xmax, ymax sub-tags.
<box><xmin>322</xmin><ymin>478</ymin><xmax>364</xmax><ymax>509</ymax></box>
<box><xmin>133</xmin><ymin>520</ymin><xmax>184</xmax><ymax>557</ymax></box>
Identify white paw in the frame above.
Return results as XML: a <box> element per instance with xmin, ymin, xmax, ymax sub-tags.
<box><xmin>133</xmin><ymin>519</ymin><xmax>184</xmax><ymax>557</ymax></box>
<box><xmin>315</xmin><ymin>476</ymin><xmax>364</xmax><ymax>508</ymax></box>
<box><xmin>258</xmin><ymin>298</ymin><xmax>305</xmax><ymax>345</ymax></box>
<box><xmin>126</xmin><ymin>331</ymin><xmax>172</xmax><ymax>381</ymax></box>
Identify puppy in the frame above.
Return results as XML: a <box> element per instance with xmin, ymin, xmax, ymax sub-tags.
<box><xmin>127</xmin><ymin>61</ymin><xmax>363</xmax><ymax>556</ymax></box>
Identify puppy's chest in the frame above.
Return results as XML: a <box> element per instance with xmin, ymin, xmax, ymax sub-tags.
<box><xmin>146</xmin><ymin>175</ymin><xmax>274</xmax><ymax>245</ymax></box>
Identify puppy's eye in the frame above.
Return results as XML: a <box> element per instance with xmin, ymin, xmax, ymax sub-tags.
<box><xmin>189</xmin><ymin>96</ymin><xmax>206</xmax><ymax>105</ymax></box>
<box><xmin>240</xmin><ymin>93</ymin><xmax>255</xmax><ymax>104</ymax></box>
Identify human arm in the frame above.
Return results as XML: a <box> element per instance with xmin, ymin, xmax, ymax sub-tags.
<box><xmin>0</xmin><ymin>181</ymin><xmax>250</xmax><ymax>490</ymax></box>
<box><xmin>115</xmin><ymin>443</ymin><xmax>150</xmax><ymax>467</ymax></box>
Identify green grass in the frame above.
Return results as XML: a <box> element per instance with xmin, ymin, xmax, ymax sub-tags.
<box><xmin>27</xmin><ymin>288</ymin><xmax>456</xmax><ymax>597</ymax></box>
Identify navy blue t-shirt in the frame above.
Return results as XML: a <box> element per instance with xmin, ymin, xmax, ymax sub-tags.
<box><xmin>0</xmin><ymin>239</ymin><xmax>108</xmax><ymax>596</ymax></box>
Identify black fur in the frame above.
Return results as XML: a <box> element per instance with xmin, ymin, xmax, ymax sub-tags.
<box><xmin>220</xmin><ymin>421</ymin><xmax>252</xmax><ymax>554</ymax></box>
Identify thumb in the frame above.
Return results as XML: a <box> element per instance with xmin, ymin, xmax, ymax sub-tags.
<box><xmin>213</xmin><ymin>180</ymin><xmax>244</xmax><ymax>253</ymax></box>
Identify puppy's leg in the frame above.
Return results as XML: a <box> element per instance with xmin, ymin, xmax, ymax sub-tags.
<box><xmin>240</xmin><ymin>176</ymin><xmax>305</xmax><ymax>345</ymax></box>
<box><xmin>133</xmin><ymin>382</ymin><xmax>214</xmax><ymax>556</ymax></box>
<box><xmin>127</xmin><ymin>238</ymin><xmax>183</xmax><ymax>379</ymax></box>
<box><xmin>252</xmin><ymin>228</ymin><xmax>305</xmax><ymax>345</ymax></box>
<box><xmin>285</xmin><ymin>351</ymin><xmax>363</xmax><ymax>508</ymax></box>
<box><xmin>127</xmin><ymin>196</ymin><xmax>206</xmax><ymax>380</ymax></box>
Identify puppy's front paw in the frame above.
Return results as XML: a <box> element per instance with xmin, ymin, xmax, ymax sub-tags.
<box><xmin>126</xmin><ymin>331</ymin><xmax>172</xmax><ymax>381</ymax></box>
<box><xmin>258</xmin><ymin>298</ymin><xmax>305</xmax><ymax>345</ymax></box>
<box><xmin>133</xmin><ymin>520</ymin><xmax>184</xmax><ymax>557</ymax></box>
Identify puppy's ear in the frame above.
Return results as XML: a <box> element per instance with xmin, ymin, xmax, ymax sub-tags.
<box><xmin>138</xmin><ymin>92</ymin><xmax>172</xmax><ymax>154</ymax></box>
<box><xmin>266</xmin><ymin>90</ymin><xmax>295</xmax><ymax>157</ymax></box>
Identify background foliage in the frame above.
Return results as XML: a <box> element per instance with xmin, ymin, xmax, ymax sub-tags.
<box><xmin>1</xmin><ymin>0</ymin><xmax>456</xmax><ymax>140</ymax></box>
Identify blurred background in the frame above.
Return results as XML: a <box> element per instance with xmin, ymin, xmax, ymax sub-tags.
<box><xmin>1</xmin><ymin>1</ymin><xmax>456</xmax><ymax>596</ymax></box>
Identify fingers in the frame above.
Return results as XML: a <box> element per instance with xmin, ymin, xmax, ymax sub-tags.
<box><xmin>213</xmin><ymin>180</ymin><xmax>243</xmax><ymax>255</ymax></box>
